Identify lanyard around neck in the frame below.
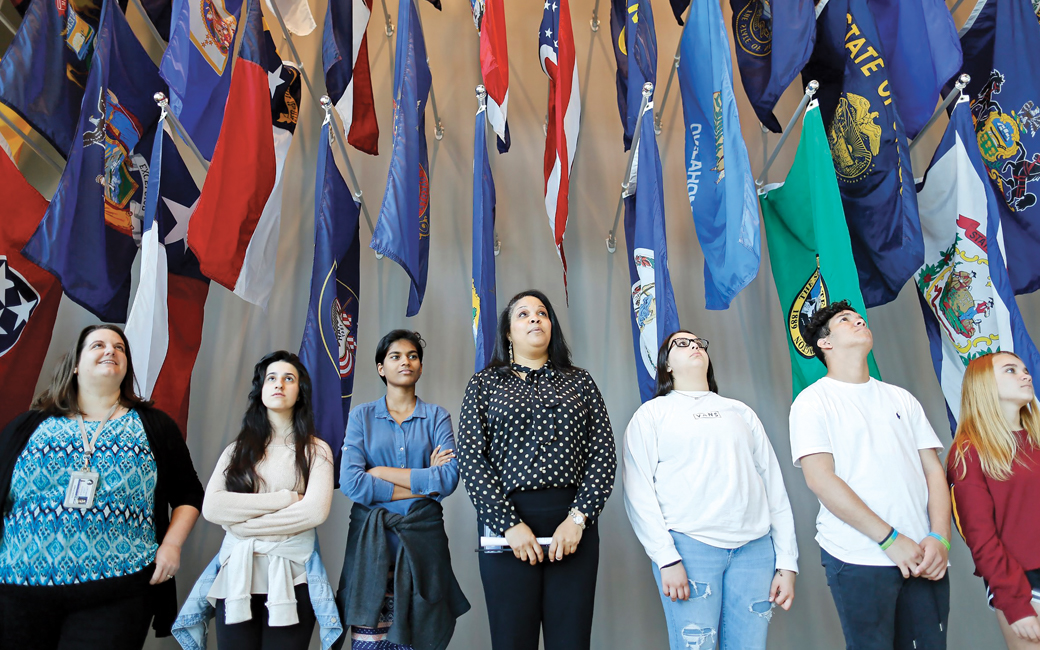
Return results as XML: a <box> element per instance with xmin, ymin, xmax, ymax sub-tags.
<box><xmin>75</xmin><ymin>403</ymin><xmax>120</xmax><ymax>464</ymax></box>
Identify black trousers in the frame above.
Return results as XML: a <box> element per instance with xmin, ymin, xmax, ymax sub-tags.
<box><xmin>479</xmin><ymin>487</ymin><xmax>600</xmax><ymax>650</ymax></box>
<box><xmin>214</xmin><ymin>583</ymin><xmax>316</xmax><ymax>650</ymax></box>
<box><xmin>0</xmin><ymin>567</ymin><xmax>153</xmax><ymax>650</ymax></box>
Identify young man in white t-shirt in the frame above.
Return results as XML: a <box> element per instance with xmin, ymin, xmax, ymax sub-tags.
<box><xmin>789</xmin><ymin>300</ymin><xmax>952</xmax><ymax>649</ymax></box>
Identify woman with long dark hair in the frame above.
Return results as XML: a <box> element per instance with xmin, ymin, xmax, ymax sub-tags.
<box><xmin>195</xmin><ymin>351</ymin><xmax>335</xmax><ymax>649</ymax></box>
<box><xmin>0</xmin><ymin>324</ymin><xmax>204</xmax><ymax>649</ymax></box>
<box><xmin>622</xmin><ymin>330</ymin><xmax>797</xmax><ymax>650</ymax></box>
<box><xmin>457</xmin><ymin>290</ymin><xmax>617</xmax><ymax>650</ymax></box>
<box><xmin>949</xmin><ymin>352</ymin><xmax>1040</xmax><ymax>648</ymax></box>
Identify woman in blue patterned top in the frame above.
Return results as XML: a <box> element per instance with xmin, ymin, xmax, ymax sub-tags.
<box><xmin>0</xmin><ymin>324</ymin><xmax>204</xmax><ymax>649</ymax></box>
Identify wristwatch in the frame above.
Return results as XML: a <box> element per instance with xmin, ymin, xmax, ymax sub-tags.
<box><xmin>569</xmin><ymin>508</ymin><xmax>586</xmax><ymax>530</ymax></box>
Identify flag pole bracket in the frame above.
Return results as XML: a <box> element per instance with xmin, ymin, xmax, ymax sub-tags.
<box><xmin>908</xmin><ymin>74</ymin><xmax>970</xmax><ymax>153</ymax></box>
<box><xmin>590</xmin><ymin>0</ymin><xmax>601</xmax><ymax>31</ymax></box>
<box><xmin>756</xmin><ymin>80</ymin><xmax>818</xmax><ymax>186</ymax></box>
<box><xmin>153</xmin><ymin>92</ymin><xmax>211</xmax><ymax>172</ymax></box>
<box><xmin>607</xmin><ymin>82</ymin><xmax>653</xmax><ymax>254</ymax></box>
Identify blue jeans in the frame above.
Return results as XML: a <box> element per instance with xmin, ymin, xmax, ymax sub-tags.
<box><xmin>652</xmin><ymin>532</ymin><xmax>776</xmax><ymax>650</ymax></box>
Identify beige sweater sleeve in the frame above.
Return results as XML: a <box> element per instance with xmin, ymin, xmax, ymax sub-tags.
<box><xmin>202</xmin><ymin>444</ymin><xmax>298</xmax><ymax>526</ymax></box>
<box><xmin>227</xmin><ymin>439</ymin><xmax>335</xmax><ymax>538</ymax></box>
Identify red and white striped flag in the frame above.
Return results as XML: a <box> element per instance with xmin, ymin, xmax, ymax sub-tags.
<box><xmin>472</xmin><ymin>0</ymin><xmax>508</xmax><ymax>148</ymax></box>
<box><xmin>539</xmin><ymin>0</ymin><xmax>580</xmax><ymax>295</ymax></box>
<box><xmin>323</xmin><ymin>0</ymin><xmax>379</xmax><ymax>156</ymax></box>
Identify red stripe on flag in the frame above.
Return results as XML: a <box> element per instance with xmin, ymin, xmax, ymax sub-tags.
<box><xmin>480</xmin><ymin>0</ymin><xmax>508</xmax><ymax>106</ymax></box>
<box><xmin>348</xmin><ymin>31</ymin><xmax>379</xmax><ymax>156</ymax></box>
<box><xmin>150</xmin><ymin>274</ymin><xmax>209</xmax><ymax>437</ymax></box>
<box><xmin>187</xmin><ymin>59</ymin><xmax>277</xmax><ymax>291</ymax></box>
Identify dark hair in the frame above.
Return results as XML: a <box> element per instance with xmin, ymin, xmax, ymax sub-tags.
<box><xmin>224</xmin><ymin>351</ymin><xmax>316</xmax><ymax>494</ymax></box>
<box><xmin>488</xmin><ymin>289</ymin><xmax>576</xmax><ymax>374</ymax></box>
<box><xmin>33</xmin><ymin>324</ymin><xmax>151</xmax><ymax>416</ymax></box>
<box><xmin>654</xmin><ymin>330</ymin><xmax>718</xmax><ymax>398</ymax></box>
<box><xmin>804</xmin><ymin>299</ymin><xmax>855</xmax><ymax>367</ymax></box>
<box><xmin>374</xmin><ymin>330</ymin><xmax>425</xmax><ymax>385</ymax></box>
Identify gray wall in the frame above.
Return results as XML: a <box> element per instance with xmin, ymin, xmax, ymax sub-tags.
<box><xmin>18</xmin><ymin>0</ymin><xmax>1024</xmax><ymax>647</ymax></box>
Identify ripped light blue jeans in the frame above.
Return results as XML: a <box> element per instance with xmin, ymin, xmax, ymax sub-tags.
<box><xmin>652</xmin><ymin>532</ymin><xmax>776</xmax><ymax>650</ymax></box>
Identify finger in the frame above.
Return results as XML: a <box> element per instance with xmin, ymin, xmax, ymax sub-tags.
<box><xmin>548</xmin><ymin>538</ymin><xmax>558</xmax><ymax>562</ymax></box>
<box><xmin>898</xmin><ymin>563</ymin><xmax>911</xmax><ymax>579</ymax></box>
<box><xmin>149</xmin><ymin>565</ymin><xmax>163</xmax><ymax>585</ymax></box>
<box><xmin>678</xmin><ymin>584</ymin><xmax>689</xmax><ymax>601</ymax></box>
<box><xmin>555</xmin><ymin>542</ymin><xmax>564</xmax><ymax>562</ymax></box>
<box><xmin>533</xmin><ymin>541</ymin><xmax>544</xmax><ymax>563</ymax></box>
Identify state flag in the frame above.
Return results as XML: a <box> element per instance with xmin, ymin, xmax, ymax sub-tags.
<box><xmin>322</xmin><ymin>0</ymin><xmax>379</xmax><ymax>155</ymax></box>
<box><xmin>471</xmin><ymin>97</ymin><xmax>496</xmax><ymax>371</ymax></box>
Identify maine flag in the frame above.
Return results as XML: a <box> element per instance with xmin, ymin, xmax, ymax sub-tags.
<box><xmin>678</xmin><ymin>0</ymin><xmax>760</xmax><ymax>310</ymax></box>
<box><xmin>804</xmin><ymin>0</ymin><xmax>923</xmax><ymax>308</ymax></box>
<box><xmin>471</xmin><ymin>96</ymin><xmax>496</xmax><ymax>372</ymax></box>
<box><xmin>610</xmin><ymin>0</ymin><xmax>657</xmax><ymax>151</ymax></box>
<box><xmin>759</xmin><ymin>100</ymin><xmax>880</xmax><ymax>397</ymax></box>
<box><xmin>915</xmin><ymin>95</ymin><xmax>1040</xmax><ymax>429</ymax></box>
<box><xmin>369</xmin><ymin>0</ymin><xmax>432</xmax><ymax>317</ymax></box>
<box><xmin>728</xmin><ymin>0</ymin><xmax>816</xmax><ymax>133</ymax></box>
<box><xmin>956</xmin><ymin>0</ymin><xmax>1040</xmax><ymax>295</ymax></box>
<box><xmin>21</xmin><ymin>0</ymin><xmax>163</xmax><ymax>323</ymax></box>
<box><xmin>0</xmin><ymin>0</ymin><xmax>101</xmax><ymax>155</ymax></box>
<box><xmin>300</xmin><ymin>120</ymin><xmax>361</xmax><ymax>479</ymax></box>
<box><xmin>624</xmin><ymin>100</ymin><xmax>680</xmax><ymax>403</ymax></box>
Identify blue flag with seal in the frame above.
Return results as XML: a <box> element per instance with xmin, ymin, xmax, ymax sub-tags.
<box><xmin>915</xmin><ymin>95</ymin><xmax>1040</xmax><ymax>431</ymax></box>
<box><xmin>625</xmin><ymin>99</ymin><xmax>680</xmax><ymax>402</ymax></box>
<box><xmin>610</xmin><ymin>0</ymin><xmax>657</xmax><ymax>151</ymax></box>
<box><xmin>0</xmin><ymin>0</ymin><xmax>101</xmax><ymax>155</ymax></box>
<box><xmin>728</xmin><ymin>0</ymin><xmax>816</xmax><ymax>133</ymax></box>
<box><xmin>471</xmin><ymin>97</ymin><xmax>496</xmax><ymax>372</ymax></box>
<box><xmin>955</xmin><ymin>0</ymin><xmax>1040</xmax><ymax>296</ymax></box>
<box><xmin>300</xmin><ymin>120</ymin><xmax>361</xmax><ymax>482</ymax></box>
<box><xmin>369</xmin><ymin>0</ymin><xmax>432</xmax><ymax>317</ymax></box>
<box><xmin>159</xmin><ymin>0</ymin><xmax>243</xmax><ymax>160</ymax></box>
<box><xmin>21</xmin><ymin>0</ymin><xmax>164</xmax><ymax>323</ymax></box>
<box><xmin>677</xmin><ymin>0</ymin><xmax>760</xmax><ymax>310</ymax></box>
<box><xmin>803</xmin><ymin>0</ymin><xmax>923</xmax><ymax>308</ymax></box>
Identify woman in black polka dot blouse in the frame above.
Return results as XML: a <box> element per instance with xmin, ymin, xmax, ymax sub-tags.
<box><xmin>457</xmin><ymin>289</ymin><xmax>617</xmax><ymax>650</ymax></box>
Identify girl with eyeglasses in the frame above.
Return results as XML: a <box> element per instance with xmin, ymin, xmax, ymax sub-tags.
<box><xmin>622</xmin><ymin>330</ymin><xmax>798</xmax><ymax>650</ymax></box>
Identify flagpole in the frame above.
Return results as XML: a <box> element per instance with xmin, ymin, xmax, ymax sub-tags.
<box><xmin>908</xmin><ymin>74</ymin><xmax>970</xmax><ymax>153</ymax></box>
<box><xmin>607</xmin><ymin>81</ymin><xmax>653</xmax><ymax>253</ymax></box>
<box><xmin>411</xmin><ymin>0</ymin><xmax>443</xmax><ymax>140</ymax></box>
<box><xmin>0</xmin><ymin>7</ymin><xmax>17</xmax><ymax>36</ymax></box>
<box><xmin>760</xmin><ymin>123</ymin><xmax>769</xmax><ymax>183</ymax></box>
<box><xmin>950</xmin><ymin>0</ymin><xmax>967</xmax><ymax>14</ymax></box>
<box><xmin>379</xmin><ymin>0</ymin><xmax>396</xmax><ymax>80</ymax></box>
<box><xmin>0</xmin><ymin>110</ymin><xmax>64</xmax><ymax>173</ymax></box>
<box><xmin>590</xmin><ymin>0</ymin><xmax>600</xmax><ymax>31</ymax></box>
<box><xmin>756</xmin><ymin>80</ymin><xmax>818</xmax><ymax>186</ymax></box>
<box><xmin>153</xmin><ymin>93</ymin><xmax>210</xmax><ymax>172</ymax></box>
<box><xmin>653</xmin><ymin>6</ymin><xmax>690</xmax><ymax>135</ymax></box>
<box><xmin>264</xmin><ymin>0</ymin><xmax>377</xmax><ymax>240</ymax></box>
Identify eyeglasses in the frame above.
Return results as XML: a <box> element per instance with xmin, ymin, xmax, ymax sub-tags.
<box><xmin>669</xmin><ymin>337</ymin><xmax>709</xmax><ymax>352</ymax></box>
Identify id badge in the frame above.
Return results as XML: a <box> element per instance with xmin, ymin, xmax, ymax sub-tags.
<box><xmin>63</xmin><ymin>470</ymin><xmax>100</xmax><ymax>510</ymax></box>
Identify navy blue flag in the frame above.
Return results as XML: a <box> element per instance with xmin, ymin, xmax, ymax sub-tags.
<box><xmin>668</xmin><ymin>0</ymin><xmax>688</xmax><ymax>25</ymax></box>
<box><xmin>369</xmin><ymin>0</ymin><xmax>432</xmax><ymax>317</ymax></box>
<box><xmin>867</xmin><ymin>0</ymin><xmax>961</xmax><ymax>139</ymax></box>
<box><xmin>678</xmin><ymin>0</ymin><xmax>761</xmax><ymax>310</ymax></box>
<box><xmin>610</xmin><ymin>0</ymin><xmax>657</xmax><ymax>151</ymax></box>
<box><xmin>624</xmin><ymin>100</ymin><xmax>680</xmax><ymax>402</ymax></box>
<box><xmin>729</xmin><ymin>0</ymin><xmax>816</xmax><ymax>133</ymax></box>
<box><xmin>803</xmin><ymin>0</ymin><xmax>923</xmax><ymax>308</ymax></box>
<box><xmin>300</xmin><ymin>121</ymin><xmax>361</xmax><ymax>482</ymax></box>
<box><xmin>0</xmin><ymin>0</ymin><xmax>102</xmax><ymax>155</ymax></box>
<box><xmin>119</xmin><ymin>0</ymin><xmax>173</xmax><ymax>40</ymax></box>
<box><xmin>21</xmin><ymin>0</ymin><xmax>164</xmax><ymax>322</ymax></box>
<box><xmin>955</xmin><ymin>0</ymin><xmax>1040</xmax><ymax>295</ymax></box>
<box><xmin>471</xmin><ymin>99</ymin><xmax>497</xmax><ymax>372</ymax></box>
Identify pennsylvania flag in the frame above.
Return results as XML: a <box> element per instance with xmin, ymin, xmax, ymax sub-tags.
<box><xmin>956</xmin><ymin>0</ymin><xmax>1040</xmax><ymax>295</ymax></box>
<box><xmin>728</xmin><ymin>0</ymin><xmax>816</xmax><ymax>133</ymax></box>
<box><xmin>300</xmin><ymin>120</ymin><xmax>361</xmax><ymax>480</ymax></box>
<box><xmin>0</xmin><ymin>0</ymin><xmax>101</xmax><ymax>155</ymax></box>
<box><xmin>624</xmin><ymin>100</ymin><xmax>680</xmax><ymax>403</ymax></box>
<box><xmin>759</xmin><ymin>100</ymin><xmax>880</xmax><ymax>397</ymax></box>
<box><xmin>21</xmin><ymin>0</ymin><xmax>164</xmax><ymax>323</ymax></box>
<box><xmin>915</xmin><ymin>95</ymin><xmax>1040</xmax><ymax>429</ymax></box>
<box><xmin>471</xmin><ymin>96</ymin><xmax>496</xmax><ymax>372</ymax></box>
<box><xmin>677</xmin><ymin>0</ymin><xmax>760</xmax><ymax>310</ymax></box>
<box><xmin>610</xmin><ymin>0</ymin><xmax>656</xmax><ymax>151</ymax></box>
<box><xmin>804</xmin><ymin>0</ymin><xmax>923</xmax><ymax>308</ymax></box>
<box><xmin>369</xmin><ymin>0</ymin><xmax>432</xmax><ymax>317</ymax></box>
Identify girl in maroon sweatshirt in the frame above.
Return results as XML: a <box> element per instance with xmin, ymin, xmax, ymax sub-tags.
<box><xmin>949</xmin><ymin>352</ymin><xmax>1040</xmax><ymax>648</ymax></box>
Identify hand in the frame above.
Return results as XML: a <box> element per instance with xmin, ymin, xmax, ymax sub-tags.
<box><xmin>150</xmin><ymin>542</ymin><xmax>182</xmax><ymax>585</ymax></box>
<box><xmin>1009</xmin><ymin>615</ymin><xmax>1040</xmax><ymax>643</ymax></box>
<box><xmin>659</xmin><ymin>562</ymin><xmax>689</xmax><ymax>602</ymax></box>
<box><xmin>504</xmin><ymin>522</ymin><xmax>543</xmax><ymax>565</ymax></box>
<box><xmin>883</xmin><ymin>534</ymin><xmax>924</xmax><ymax>579</ymax></box>
<box><xmin>548</xmin><ymin>518</ymin><xmax>583</xmax><ymax>562</ymax></box>
<box><xmin>914</xmin><ymin>536</ymin><xmax>949</xmax><ymax>580</ymax></box>
<box><xmin>769</xmin><ymin>569</ymin><xmax>796</xmax><ymax>610</ymax></box>
<box><xmin>430</xmin><ymin>445</ymin><xmax>455</xmax><ymax>467</ymax></box>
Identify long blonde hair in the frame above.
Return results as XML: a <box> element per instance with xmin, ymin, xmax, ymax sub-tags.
<box><xmin>951</xmin><ymin>352</ymin><xmax>1040</xmax><ymax>481</ymax></box>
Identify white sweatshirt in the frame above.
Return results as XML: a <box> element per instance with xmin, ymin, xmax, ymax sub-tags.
<box><xmin>622</xmin><ymin>391</ymin><xmax>798</xmax><ymax>572</ymax></box>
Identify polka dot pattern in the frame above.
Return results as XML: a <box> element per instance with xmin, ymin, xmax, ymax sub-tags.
<box><xmin>456</xmin><ymin>363</ymin><xmax>617</xmax><ymax>535</ymax></box>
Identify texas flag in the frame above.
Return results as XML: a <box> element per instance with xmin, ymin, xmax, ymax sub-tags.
<box><xmin>322</xmin><ymin>0</ymin><xmax>379</xmax><ymax>155</ymax></box>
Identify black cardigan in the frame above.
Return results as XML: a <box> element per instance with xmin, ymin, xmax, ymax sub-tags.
<box><xmin>0</xmin><ymin>406</ymin><xmax>205</xmax><ymax>636</ymax></box>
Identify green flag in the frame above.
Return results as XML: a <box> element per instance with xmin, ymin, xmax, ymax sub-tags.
<box><xmin>759</xmin><ymin>100</ymin><xmax>881</xmax><ymax>397</ymax></box>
